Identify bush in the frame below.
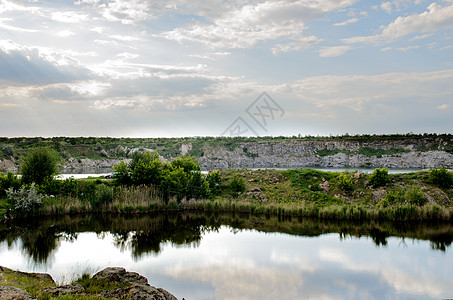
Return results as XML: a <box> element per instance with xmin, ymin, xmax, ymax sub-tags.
<box><xmin>429</xmin><ymin>167</ymin><xmax>453</xmax><ymax>188</ymax></box>
<box><xmin>405</xmin><ymin>185</ymin><xmax>427</xmax><ymax>206</ymax></box>
<box><xmin>369</xmin><ymin>168</ymin><xmax>391</xmax><ymax>187</ymax></box>
<box><xmin>337</xmin><ymin>173</ymin><xmax>353</xmax><ymax>191</ymax></box>
<box><xmin>91</xmin><ymin>184</ymin><xmax>113</xmax><ymax>210</ymax></box>
<box><xmin>229</xmin><ymin>175</ymin><xmax>246</xmax><ymax>197</ymax></box>
<box><xmin>20</xmin><ymin>148</ymin><xmax>61</xmax><ymax>185</ymax></box>
<box><xmin>6</xmin><ymin>183</ymin><xmax>42</xmax><ymax>215</ymax></box>
<box><xmin>207</xmin><ymin>170</ymin><xmax>222</xmax><ymax>196</ymax></box>
<box><xmin>0</xmin><ymin>171</ymin><xmax>21</xmax><ymax>196</ymax></box>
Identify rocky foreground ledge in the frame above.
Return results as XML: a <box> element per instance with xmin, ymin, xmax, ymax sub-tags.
<box><xmin>0</xmin><ymin>266</ymin><xmax>178</xmax><ymax>300</ymax></box>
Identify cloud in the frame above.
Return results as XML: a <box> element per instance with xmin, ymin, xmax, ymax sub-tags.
<box><xmin>318</xmin><ymin>46</ymin><xmax>352</xmax><ymax>57</ymax></box>
<box><xmin>0</xmin><ymin>41</ymin><xmax>92</xmax><ymax>85</ymax></box>
<box><xmin>344</xmin><ymin>3</ymin><xmax>453</xmax><ymax>44</ymax></box>
<box><xmin>161</xmin><ymin>0</ymin><xmax>358</xmax><ymax>52</ymax></box>
<box><xmin>437</xmin><ymin>104</ymin><xmax>449</xmax><ymax>110</ymax></box>
<box><xmin>51</xmin><ymin>11</ymin><xmax>89</xmax><ymax>23</ymax></box>
<box><xmin>334</xmin><ymin>17</ymin><xmax>358</xmax><ymax>26</ymax></box>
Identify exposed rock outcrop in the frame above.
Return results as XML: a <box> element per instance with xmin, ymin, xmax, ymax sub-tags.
<box><xmin>199</xmin><ymin>139</ymin><xmax>453</xmax><ymax>170</ymax></box>
<box><xmin>0</xmin><ymin>266</ymin><xmax>178</xmax><ymax>300</ymax></box>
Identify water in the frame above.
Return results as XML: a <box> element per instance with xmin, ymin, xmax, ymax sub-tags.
<box><xmin>0</xmin><ymin>213</ymin><xmax>452</xmax><ymax>300</ymax></box>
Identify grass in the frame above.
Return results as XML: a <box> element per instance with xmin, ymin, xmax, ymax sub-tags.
<box><xmin>0</xmin><ymin>267</ymin><xmax>56</xmax><ymax>298</ymax></box>
<box><xmin>0</xmin><ymin>267</ymin><xmax>129</xmax><ymax>300</ymax></box>
<box><xmin>2</xmin><ymin>168</ymin><xmax>453</xmax><ymax>221</ymax></box>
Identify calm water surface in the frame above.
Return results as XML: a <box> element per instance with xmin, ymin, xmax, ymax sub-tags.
<box><xmin>0</xmin><ymin>213</ymin><xmax>452</xmax><ymax>300</ymax></box>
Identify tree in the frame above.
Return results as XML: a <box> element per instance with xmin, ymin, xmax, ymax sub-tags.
<box><xmin>20</xmin><ymin>148</ymin><xmax>61</xmax><ymax>185</ymax></box>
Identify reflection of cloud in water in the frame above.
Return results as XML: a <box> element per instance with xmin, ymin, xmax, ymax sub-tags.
<box><xmin>318</xmin><ymin>246</ymin><xmax>446</xmax><ymax>299</ymax></box>
<box><xmin>164</xmin><ymin>263</ymin><xmax>305</xmax><ymax>300</ymax></box>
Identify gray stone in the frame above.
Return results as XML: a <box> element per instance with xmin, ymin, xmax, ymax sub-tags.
<box><xmin>99</xmin><ymin>285</ymin><xmax>178</xmax><ymax>300</ymax></box>
<box><xmin>0</xmin><ymin>286</ymin><xmax>34</xmax><ymax>300</ymax></box>
<box><xmin>93</xmin><ymin>267</ymin><xmax>148</xmax><ymax>285</ymax></box>
<box><xmin>39</xmin><ymin>284</ymin><xmax>86</xmax><ymax>296</ymax></box>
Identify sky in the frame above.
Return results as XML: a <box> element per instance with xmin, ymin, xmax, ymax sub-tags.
<box><xmin>0</xmin><ymin>0</ymin><xmax>452</xmax><ymax>138</ymax></box>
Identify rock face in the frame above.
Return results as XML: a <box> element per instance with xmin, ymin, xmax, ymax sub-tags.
<box><xmin>64</xmin><ymin>158</ymin><xmax>130</xmax><ymax>170</ymax></box>
<box><xmin>199</xmin><ymin>138</ymin><xmax>453</xmax><ymax>169</ymax></box>
<box><xmin>0</xmin><ymin>266</ymin><xmax>178</xmax><ymax>300</ymax></box>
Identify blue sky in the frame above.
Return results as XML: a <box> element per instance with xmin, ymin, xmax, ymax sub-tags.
<box><xmin>0</xmin><ymin>0</ymin><xmax>452</xmax><ymax>137</ymax></box>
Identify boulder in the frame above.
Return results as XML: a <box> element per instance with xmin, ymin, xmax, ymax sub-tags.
<box><xmin>0</xmin><ymin>286</ymin><xmax>34</xmax><ymax>300</ymax></box>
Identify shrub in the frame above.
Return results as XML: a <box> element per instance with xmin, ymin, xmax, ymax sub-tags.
<box><xmin>229</xmin><ymin>175</ymin><xmax>246</xmax><ymax>197</ymax></box>
<box><xmin>337</xmin><ymin>173</ymin><xmax>353</xmax><ymax>191</ymax></box>
<box><xmin>91</xmin><ymin>184</ymin><xmax>113</xmax><ymax>210</ymax></box>
<box><xmin>429</xmin><ymin>167</ymin><xmax>453</xmax><ymax>188</ymax></box>
<box><xmin>405</xmin><ymin>185</ymin><xmax>427</xmax><ymax>206</ymax></box>
<box><xmin>170</xmin><ymin>155</ymin><xmax>200</xmax><ymax>172</ymax></box>
<box><xmin>384</xmin><ymin>190</ymin><xmax>405</xmax><ymax>204</ymax></box>
<box><xmin>207</xmin><ymin>170</ymin><xmax>222</xmax><ymax>196</ymax></box>
<box><xmin>6</xmin><ymin>183</ymin><xmax>42</xmax><ymax>215</ymax></box>
<box><xmin>0</xmin><ymin>171</ymin><xmax>21</xmax><ymax>196</ymax></box>
<box><xmin>369</xmin><ymin>168</ymin><xmax>391</xmax><ymax>187</ymax></box>
<box><xmin>20</xmin><ymin>148</ymin><xmax>61</xmax><ymax>185</ymax></box>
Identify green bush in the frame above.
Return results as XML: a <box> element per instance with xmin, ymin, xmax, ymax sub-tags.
<box><xmin>429</xmin><ymin>167</ymin><xmax>453</xmax><ymax>188</ymax></box>
<box><xmin>337</xmin><ymin>173</ymin><xmax>353</xmax><ymax>191</ymax></box>
<box><xmin>384</xmin><ymin>190</ymin><xmax>405</xmax><ymax>204</ymax></box>
<box><xmin>20</xmin><ymin>148</ymin><xmax>61</xmax><ymax>185</ymax></box>
<box><xmin>0</xmin><ymin>171</ymin><xmax>21</xmax><ymax>196</ymax></box>
<box><xmin>229</xmin><ymin>175</ymin><xmax>246</xmax><ymax>197</ymax></box>
<box><xmin>91</xmin><ymin>184</ymin><xmax>113</xmax><ymax>210</ymax></box>
<box><xmin>6</xmin><ymin>183</ymin><xmax>42</xmax><ymax>215</ymax></box>
<box><xmin>207</xmin><ymin>170</ymin><xmax>222</xmax><ymax>196</ymax></box>
<box><xmin>405</xmin><ymin>185</ymin><xmax>426</xmax><ymax>206</ymax></box>
<box><xmin>369</xmin><ymin>168</ymin><xmax>391</xmax><ymax>187</ymax></box>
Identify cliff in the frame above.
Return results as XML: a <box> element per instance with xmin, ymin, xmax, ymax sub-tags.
<box><xmin>1</xmin><ymin>135</ymin><xmax>452</xmax><ymax>172</ymax></box>
<box><xmin>198</xmin><ymin>137</ymin><xmax>453</xmax><ymax>169</ymax></box>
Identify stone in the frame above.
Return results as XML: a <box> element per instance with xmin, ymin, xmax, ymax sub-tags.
<box><xmin>39</xmin><ymin>284</ymin><xmax>86</xmax><ymax>296</ymax></box>
<box><xmin>93</xmin><ymin>267</ymin><xmax>148</xmax><ymax>285</ymax></box>
<box><xmin>0</xmin><ymin>286</ymin><xmax>34</xmax><ymax>300</ymax></box>
<box><xmin>99</xmin><ymin>285</ymin><xmax>178</xmax><ymax>300</ymax></box>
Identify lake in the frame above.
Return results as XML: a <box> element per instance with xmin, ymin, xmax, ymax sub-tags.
<box><xmin>0</xmin><ymin>212</ymin><xmax>452</xmax><ymax>300</ymax></box>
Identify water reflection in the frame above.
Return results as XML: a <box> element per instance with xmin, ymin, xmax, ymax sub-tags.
<box><xmin>1</xmin><ymin>213</ymin><xmax>453</xmax><ymax>299</ymax></box>
<box><xmin>1</xmin><ymin>212</ymin><xmax>453</xmax><ymax>264</ymax></box>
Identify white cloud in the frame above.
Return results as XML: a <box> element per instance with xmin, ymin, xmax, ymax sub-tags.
<box><xmin>437</xmin><ymin>104</ymin><xmax>449</xmax><ymax>109</ymax></box>
<box><xmin>161</xmin><ymin>0</ymin><xmax>359</xmax><ymax>52</ymax></box>
<box><xmin>344</xmin><ymin>2</ymin><xmax>453</xmax><ymax>44</ymax></box>
<box><xmin>334</xmin><ymin>17</ymin><xmax>358</xmax><ymax>26</ymax></box>
<box><xmin>51</xmin><ymin>11</ymin><xmax>88</xmax><ymax>23</ymax></box>
<box><xmin>381</xmin><ymin>1</ymin><xmax>393</xmax><ymax>13</ymax></box>
<box><xmin>56</xmin><ymin>30</ymin><xmax>75</xmax><ymax>37</ymax></box>
<box><xmin>318</xmin><ymin>46</ymin><xmax>352</xmax><ymax>57</ymax></box>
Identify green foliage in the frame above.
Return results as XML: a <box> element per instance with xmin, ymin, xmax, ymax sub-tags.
<box><xmin>405</xmin><ymin>185</ymin><xmax>427</xmax><ymax>206</ymax></box>
<box><xmin>112</xmin><ymin>153</ymin><xmax>212</xmax><ymax>202</ymax></box>
<box><xmin>229</xmin><ymin>175</ymin><xmax>246</xmax><ymax>197</ymax></box>
<box><xmin>6</xmin><ymin>183</ymin><xmax>42</xmax><ymax>215</ymax></box>
<box><xmin>113</xmin><ymin>161</ymin><xmax>130</xmax><ymax>185</ymax></box>
<box><xmin>358</xmin><ymin>147</ymin><xmax>409</xmax><ymax>157</ymax></box>
<box><xmin>287</xmin><ymin>168</ymin><xmax>329</xmax><ymax>192</ymax></box>
<box><xmin>170</xmin><ymin>155</ymin><xmax>200</xmax><ymax>172</ymax></box>
<box><xmin>20</xmin><ymin>148</ymin><xmax>61</xmax><ymax>185</ymax></box>
<box><xmin>369</xmin><ymin>168</ymin><xmax>391</xmax><ymax>187</ymax></box>
<box><xmin>207</xmin><ymin>170</ymin><xmax>222</xmax><ymax>196</ymax></box>
<box><xmin>384</xmin><ymin>190</ymin><xmax>405</xmax><ymax>204</ymax></box>
<box><xmin>429</xmin><ymin>167</ymin><xmax>453</xmax><ymax>188</ymax></box>
<box><xmin>1</xmin><ymin>144</ymin><xmax>14</xmax><ymax>157</ymax></box>
<box><xmin>337</xmin><ymin>173</ymin><xmax>354</xmax><ymax>191</ymax></box>
<box><xmin>91</xmin><ymin>184</ymin><xmax>113</xmax><ymax>210</ymax></box>
<box><xmin>0</xmin><ymin>171</ymin><xmax>21</xmax><ymax>196</ymax></box>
